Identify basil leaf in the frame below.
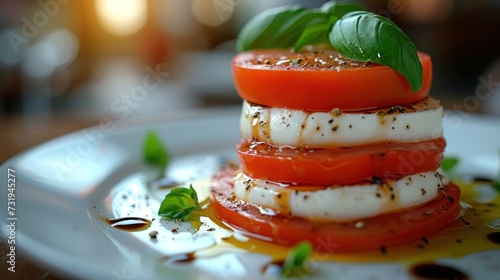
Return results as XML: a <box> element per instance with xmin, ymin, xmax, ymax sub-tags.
<box><xmin>492</xmin><ymin>181</ymin><xmax>500</xmax><ymax>194</ymax></box>
<box><xmin>330</xmin><ymin>11</ymin><xmax>423</xmax><ymax>92</ymax></box>
<box><xmin>143</xmin><ymin>130</ymin><xmax>170</xmax><ymax>169</ymax></box>
<box><xmin>237</xmin><ymin>6</ymin><xmax>327</xmax><ymax>52</ymax></box>
<box><xmin>186</xmin><ymin>209</ymin><xmax>202</xmax><ymax>231</ymax></box>
<box><xmin>441</xmin><ymin>157</ymin><xmax>459</xmax><ymax>172</ymax></box>
<box><xmin>492</xmin><ymin>150</ymin><xmax>500</xmax><ymax>193</ymax></box>
<box><xmin>321</xmin><ymin>1</ymin><xmax>365</xmax><ymax>19</ymax></box>
<box><xmin>158</xmin><ymin>185</ymin><xmax>199</xmax><ymax>219</ymax></box>
<box><xmin>281</xmin><ymin>242</ymin><xmax>313</xmax><ymax>278</ymax></box>
<box><xmin>293</xmin><ymin>21</ymin><xmax>331</xmax><ymax>52</ymax></box>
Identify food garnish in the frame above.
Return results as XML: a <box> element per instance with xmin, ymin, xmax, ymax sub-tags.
<box><xmin>143</xmin><ymin>130</ymin><xmax>170</xmax><ymax>180</ymax></box>
<box><xmin>237</xmin><ymin>1</ymin><xmax>422</xmax><ymax>91</ymax></box>
<box><xmin>493</xmin><ymin>151</ymin><xmax>500</xmax><ymax>194</ymax></box>
<box><xmin>210</xmin><ymin>0</ymin><xmax>463</xmax><ymax>252</ymax></box>
<box><xmin>441</xmin><ymin>156</ymin><xmax>459</xmax><ymax>172</ymax></box>
<box><xmin>158</xmin><ymin>184</ymin><xmax>200</xmax><ymax>220</ymax></box>
<box><xmin>281</xmin><ymin>242</ymin><xmax>313</xmax><ymax>278</ymax></box>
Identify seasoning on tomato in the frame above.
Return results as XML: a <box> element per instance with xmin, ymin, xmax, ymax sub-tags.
<box><xmin>210</xmin><ymin>1</ymin><xmax>461</xmax><ymax>252</ymax></box>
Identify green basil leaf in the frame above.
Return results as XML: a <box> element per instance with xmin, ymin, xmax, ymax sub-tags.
<box><xmin>237</xmin><ymin>6</ymin><xmax>328</xmax><ymax>52</ymax></box>
<box><xmin>492</xmin><ymin>150</ymin><xmax>500</xmax><ymax>193</ymax></box>
<box><xmin>492</xmin><ymin>181</ymin><xmax>500</xmax><ymax>194</ymax></box>
<box><xmin>330</xmin><ymin>11</ymin><xmax>423</xmax><ymax>92</ymax></box>
<box><xmin>441</xmin><ymin>157</ymin><xmax>459</xmax><ymax>172</ymax></box>
<box><xmin>293</xmin><ymin>21</ymin><xmax>331</xmax><ymax>52</ymax></box>
<box><xmin>186</xmin><ymin>209</ymin><xmax>202</xmax><ymax>231</ymax></box>
<box><xmin>321</xmin><ymin>1</ymin><xmax>365</xmax><ymax>19</ymax></box>
<box><xmin>281</xmin><ymin>242</ymin><xmax>313</xmax><ymax>278</ymax></box>
<box><xmin>143</xmin><ymin>130</ymin><xmax>170</xmax><ymax>169</ymax></box>
<box><xmin>158</xmin><ymin>185</ymin><xmax>199</xmax><ymax>219</ymax></box>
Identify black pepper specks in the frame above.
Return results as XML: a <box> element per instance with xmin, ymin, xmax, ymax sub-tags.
<box><xmin>380</xmin><ymin>246</ymin><xmax>387</xmax><ymax>254</ymax></box>
<box><xmin>373</xmin><ymin>176</ymin><xmax>383</xmax><ymax>184</ymax></box>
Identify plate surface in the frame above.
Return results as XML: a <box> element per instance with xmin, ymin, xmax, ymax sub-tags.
<box><xmin>1</xmin><ymin>107</ymin><xmax>499</xmax><ymax>280</ymax></box>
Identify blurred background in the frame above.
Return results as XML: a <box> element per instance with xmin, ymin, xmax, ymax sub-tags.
<box><xmin>0</xmin><ymin>0</ymin><xmax>499</xmax><ymax>279</ymax></box>
<box><xmin>1</xmin><ymin>0</ymin><xmax>500</xmax><ymax>160</ymax></box>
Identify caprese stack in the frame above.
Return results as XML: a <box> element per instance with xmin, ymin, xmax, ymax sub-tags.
<box><xmin>210</xmin><ymin>48</ymin><xmax>461</xmax><ymax>252</ymax></box>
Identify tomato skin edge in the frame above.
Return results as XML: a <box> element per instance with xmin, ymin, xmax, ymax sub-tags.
<box><xmin>232</xmin><ymin>51</ymin><xmax>432</xmax><ymax>111</ymax></box>
<box><xmin>237</xmin><ymin>139</ymin><xmax>445</xmax><ymax>186</ymax></box>
<box><xmin>210</xmin><ymin>167</ymin><xmax>462</xmax><ymax>252</ymax></box>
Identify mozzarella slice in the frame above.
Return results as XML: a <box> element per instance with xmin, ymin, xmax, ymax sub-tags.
<box><xmin>233</xmin><ymin>169</ymin><xmax>449</xmax><ymax>222</ymax></box>
<box><xmin>240</xmin><ymin>98</ymin><xmax>443</xmax><ymax>148</ymax></box>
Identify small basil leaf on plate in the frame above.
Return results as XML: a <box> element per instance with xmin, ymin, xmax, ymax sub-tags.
<box><xmin>492</xmin><ymin>181</ymin><xmax>500</xmax><ymax>194</ymax></box>
<box><xmin>492</xmin><ymin>150</ymin><xmax>500</xmax><ymax>193</ymax></box>
<box><xmin>441</xmin><ymin>157</ymin><xmax>459</xmax><ymax>172</ymax></box>
<box><xmin>320</xmin><ymin>1</ymin><xmax>365</xmax><ymax>19</ymax></box>
<box><xmin>143</xmin><ymin>130</ymin><xmax>170</xmax><ymax>169</ymax></box>
<box><xmin>158</xmin><ymin>185</ymin><xmax>199</xmax><ymax>220</ymax></box>
<box><xmin>330</xmin><ymin>11</ymin><xmax>423</xmax><ymax>92</ymax></box>
<box><xmin>281</xmin><ymin>242</ymin><xmax>313</xmax><ymax>278</ymax></box>
<box><xmin>236</xmin><ymin>6</ymin><xmax>328</xmax><ymax>52</ymax></box>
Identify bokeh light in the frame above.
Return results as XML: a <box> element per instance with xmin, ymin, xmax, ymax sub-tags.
<box><xmin>95</xmin><ymin>0</ymin><xmax>148</xmax><ymax>36</ymax></box>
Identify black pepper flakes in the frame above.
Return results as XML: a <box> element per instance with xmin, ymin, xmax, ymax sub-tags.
<box><xmin>380</xmin><ymin>246</ymin><xmax>387</xmax><ymax>254</ymax></box>
<box><xmin>373</xmin><ymin>176</ymin><xmax>383</xmax><ymax>184</ymax></box>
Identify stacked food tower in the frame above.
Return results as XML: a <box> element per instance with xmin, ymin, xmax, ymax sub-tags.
<box><xmin>210</xmin><ymin>3</ymin><xmax>461</xmax><ymax>252</ymax></box>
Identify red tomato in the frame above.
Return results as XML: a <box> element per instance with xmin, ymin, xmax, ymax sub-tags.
<box><xmin>237</xmin><ymin>138</ymin><xmax>445</xmax><ymax>185</ymax></box>
<box><xmin>232</xmin><ymin>50</ymin><xmax>432</xmax><ymax>111</ymax></box>
<box><xmin>210</xmin><ymin>167</ymin><xmax>461</xmax><ymax>252</ymax></box>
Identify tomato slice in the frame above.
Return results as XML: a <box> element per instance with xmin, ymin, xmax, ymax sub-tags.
<box><xmin>232</xmin><ymin>50</ymin><xmax>432</xmax><ymax>111</ymax></box>
<box><xmin>237</xmin><ymin>138</ymin><xmax>445</xmax><ymax>185</ymax></box>
<box><xmin>210</xmin><ymin>167</ymin><xmax>461</xmax><ymax>252</ymax></box>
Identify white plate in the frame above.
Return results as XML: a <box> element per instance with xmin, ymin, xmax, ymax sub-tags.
<box><xmin>1</xmin><ymin>107</ymin><xmax>499</xmax><ymax>280</ymax></box>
